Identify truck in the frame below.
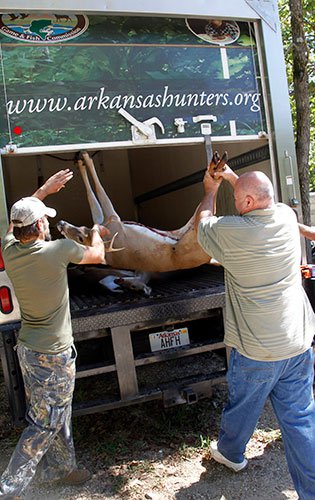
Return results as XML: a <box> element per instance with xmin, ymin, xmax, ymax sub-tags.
<box><xmin>0</xmin><ymin>0</ymin><xmax>308</xmax><ymax>425</ymax></box>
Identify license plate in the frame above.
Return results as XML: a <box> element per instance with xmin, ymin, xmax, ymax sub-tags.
<box><xmin>149</xmin><ymin>327</ymin><xmax>190</xmax><ymax>352</ymax></box>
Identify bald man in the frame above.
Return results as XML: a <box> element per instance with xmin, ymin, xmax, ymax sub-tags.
<box><xmin>195</xmin><ymin>165</ymin><xmax>315</xmax><ymax>499</ymax></box>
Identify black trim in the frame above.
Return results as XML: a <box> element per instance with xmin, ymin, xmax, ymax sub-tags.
<box><xmin>134</xmin><ymin>145</ymin><xmax>270</xmax><ymax>204</ymax></box>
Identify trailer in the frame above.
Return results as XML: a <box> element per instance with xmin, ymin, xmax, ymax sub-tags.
<box><xmin>0</xmin><ymin>0</ymin><xmax>306</xmax><ymax>425</ymax></box>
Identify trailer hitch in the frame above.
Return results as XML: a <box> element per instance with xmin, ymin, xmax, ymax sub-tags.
<box><xmin>182</xmin><ymin>387</ymin><xmax>198</xmax><ymax>404</ymax></box>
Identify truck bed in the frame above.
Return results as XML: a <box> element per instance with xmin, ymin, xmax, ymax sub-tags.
<box><xmin>68</xmin><ymin>264</ymin><xmax>225</xmax><ymax>322</ymax></box>
<box><xmin>1</xmin><ymin>264</ymin><xmax>226</xmax><ymax>424</ymax></box>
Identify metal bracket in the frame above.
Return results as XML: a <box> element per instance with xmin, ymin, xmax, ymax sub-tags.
<box><xmin>201</xmin><ymin>123</ymin><xmax>213</xmax><ymax>135</ymax></box>
<box><xmin>204</xmin><ymin>134</ymin><xmax>213</xmax><ymax>164</ymax></box>
<box><xmin>193</xmin><ymin>114</ymin><xmax>217</xmax><ymax>144</ymax></box>
<box><xmin>118</xmin><ymin>108</ymin><xmax>165</xmax><ymax>144</ymax></box>
<box><xmin>174</xmin><ymin>117</ymin><xmax>187</xmax><ymax>133</ymax></box>
<box><xmin>284</xmin><ymin>150</ymin><xmax>300</xmax><ymax>207</ymax></box>
<box><xmin>0</xmin><ymin>143</ymin><xmax>17</xmax><ymax>155</ymax></box>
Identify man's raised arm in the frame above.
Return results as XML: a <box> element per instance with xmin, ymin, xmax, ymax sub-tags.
<box><xmin>299</xmin><ymin>223</ymin><xmax>315</xmax><ymax>241</ymax></box>
<box><xmin>194</xmin><ymin>164</ymin><xmax>239</xmax><ymax>232</ymax></box>
<box><xmin>32</xmin><ymin>169</ymin><xmax>74</xmax><ymax>200</ymax></box>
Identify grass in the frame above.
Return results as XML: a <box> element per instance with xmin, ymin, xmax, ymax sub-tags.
<box><xmin>68</xmin><ymin>387</ymin><xmax>227</xmax><ymax>497</ymax></box>
<box><xmin>71</xmin><ymin>393</ymin><xmax>225</xmax><ymax>462</ymax></box>
<box><xmin>199</xmin><ymin>434</ymin><xmax>212</xmax><ymax>449</ymax></box>
<box><xmin>0</xmin><ymin>369</ymin><xmax>286</xmax><ymax>498</ymax></box>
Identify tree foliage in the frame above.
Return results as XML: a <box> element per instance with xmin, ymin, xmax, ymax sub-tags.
<box><xmin>278</xmin><ymin>0</ymin><xmax>315</xmax><ymax>196</ymax></box>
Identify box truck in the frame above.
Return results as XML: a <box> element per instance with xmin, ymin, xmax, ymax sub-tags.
<box><xmin>0</xmin><ymin>0</ymin><xmax>306</xmax><ymax>425</ymax></box>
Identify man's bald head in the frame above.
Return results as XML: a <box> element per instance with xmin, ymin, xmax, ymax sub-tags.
<box><xmin>234</xmin><ymin>171</ymin><xmax>274</xmax><ymax>215</ymax></box>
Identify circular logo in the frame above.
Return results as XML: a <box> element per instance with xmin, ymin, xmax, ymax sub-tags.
<box><xmin>0</xmin><ymin>13</ymin><xmax>89</xmax><ymax>43</ymax></box>
<box><xmin>186</xmin><ymin>19</ymin><xmax>240</xmax><ymax>46</ymax></box>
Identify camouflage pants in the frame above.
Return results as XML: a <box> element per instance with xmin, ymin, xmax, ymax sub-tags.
<box><xmin>0</xmin><ymin>343</ymin><xmax>77</xmax><ymax>498</ymax></box>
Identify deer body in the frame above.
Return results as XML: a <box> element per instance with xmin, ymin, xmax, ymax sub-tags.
<box><xmin>57</xmin><ymin>152</ymin><xmax>223</xmax><ymax>273</ymax></box>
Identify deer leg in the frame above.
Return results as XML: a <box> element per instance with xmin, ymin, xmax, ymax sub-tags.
<box><xmin>163</xmin><ymin>151</ymin><xmax>228</xmax><ymax>239</ymax></box>
<box><xmin>207</xmin><ymin>151</ymin><xmax>228</xmax><ymax>215</ymax></box>
<box><xmin>81</xmin><ymin>152</ymin><xmax>121</xmax><ymax>222</ymax></box>
<box><xmin>76</xmin><ymin>159</ymin><xmax>105</xmax><ymax>225</ymax></box>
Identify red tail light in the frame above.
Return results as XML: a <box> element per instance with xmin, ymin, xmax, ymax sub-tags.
<box><xmin>0</xmin><ymin>286</ymin><xmax>13</xmax><ymax>314</ymax></box>
<box><xmin>0</xmin><ymin>241</ymin><xmax>14</xmax><ymax>314</ymax></box>
<box><xmin>301</xmin><ymin>265</ymin><xmax>313</xmax><ymax>279</ymax></box>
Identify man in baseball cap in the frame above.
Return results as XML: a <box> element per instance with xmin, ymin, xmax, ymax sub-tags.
<box><xmin>10</xmin><ymin>196</ymin><xmax>56</xmax><ymax>227</ymax></box>
<box><xmin>0</xmin><ymin>168</ymin><xmax>107</xmax><ymax>498</ymax></box>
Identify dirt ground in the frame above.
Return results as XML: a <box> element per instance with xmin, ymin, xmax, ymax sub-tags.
<box><xmin>0</xmin><ymin>366</ymin><xmax>300</xmax><ymax>500</ymax></box>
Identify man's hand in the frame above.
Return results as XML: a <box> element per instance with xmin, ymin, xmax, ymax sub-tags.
<box><xmin>213</xmin><ymin>165</ymin><xmax>239</xmax><ymax>187</ymax></box>
<box><xmin>79</xmin><ymin>223</ymin><xmax>106</xmax><ymax>265</ymax></box>
<box><xmin>33</xmin><ymin>169</ymin><xmax>74</xmax><ymax>200</ymax></box>
<box><xmin>194</xmin><ymin>168</ymin><xmax>223</xmax><ymax>232</ymax></box>
<box><xmin>203</xmin><ymin>169</ymin><xmax>222</xmax><ymax>194</ymax></box>
<box><xmin>208</xmin><ymin>151</ymin><xmax>228</xmax><ymax>176</ymax></box>
<box><xmin>91</xmin><ymin>223</ymin><xmax>111</xmax><ymax>239</ymax></box>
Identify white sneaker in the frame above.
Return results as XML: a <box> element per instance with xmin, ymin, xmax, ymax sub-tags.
<box><xmin>210</xmin><ymin>441</ymin><xmax>248</xmax><ymax>472</ymax></box>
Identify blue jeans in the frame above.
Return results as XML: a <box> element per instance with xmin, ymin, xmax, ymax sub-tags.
<box><xmin>218</xmin><ymin>348</ymin><xmax>315</xmax><ymax>500</ymax></box>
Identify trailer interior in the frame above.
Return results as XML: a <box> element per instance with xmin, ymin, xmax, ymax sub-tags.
<box><xmin>0</xmin><ymin>137</ymin><xmax>271</xmax><ymax>424</ymax></box>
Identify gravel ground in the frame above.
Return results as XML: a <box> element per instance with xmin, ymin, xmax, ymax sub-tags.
<box><xmin>0</xmin><ymin>365</ymin><xmax>300</xmax><ymax>500</ymax></box>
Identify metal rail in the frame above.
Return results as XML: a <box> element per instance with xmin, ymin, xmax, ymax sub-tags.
<box><xmin>134</xmin><ymin>144</ymin><xmax>270</xmax><ymax>204</ymax></box>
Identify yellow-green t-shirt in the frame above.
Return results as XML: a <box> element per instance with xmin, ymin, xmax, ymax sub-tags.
<box><xmin>2</xmin><ymin>233</ymin><xmax>85</xmax><ymax>354</ymax></box>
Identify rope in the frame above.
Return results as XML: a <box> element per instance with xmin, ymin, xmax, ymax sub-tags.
<box><xmin>46</xmin><ymin>150</ymin><xmax>100</xmax><ymax>161</ymax></box>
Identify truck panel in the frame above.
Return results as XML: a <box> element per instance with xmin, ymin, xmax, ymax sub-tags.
<box><xmin>0</xmin><ymin>15</ymin><xmax>266</xmax><ymax>152</ymax></box>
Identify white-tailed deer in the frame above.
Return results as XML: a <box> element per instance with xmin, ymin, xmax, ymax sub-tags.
<box><xmin>57</xmin><ymin>151</ymin><xmax>226</xmax><ymax>291</ymax></box>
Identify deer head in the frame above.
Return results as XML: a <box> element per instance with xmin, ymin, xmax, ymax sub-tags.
<box><xmin>56</xmin><ymin>220</ymin><xmax>124</xmax><ymax>253</ymax></box>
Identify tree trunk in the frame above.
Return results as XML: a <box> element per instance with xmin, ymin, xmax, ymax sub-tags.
<box><xmin>288</xmin><ymin>0</ymin><xmax>311</xmax><ymax>225</ymax></box>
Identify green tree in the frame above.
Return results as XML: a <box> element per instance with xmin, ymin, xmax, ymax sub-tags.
<box><xmin>279</xmin><ymin>0</ymin><xmax>315</xmax><ymax>225</ymax></box>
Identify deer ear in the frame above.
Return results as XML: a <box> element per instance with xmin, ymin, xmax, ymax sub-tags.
<box><xmin>79</xmin><ymin>226</ymin><xmax>90</xmax><ymax>238</ymax></box>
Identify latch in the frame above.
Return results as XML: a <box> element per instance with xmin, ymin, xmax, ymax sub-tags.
<box><xmin>200</xmin><ymin>123</ymin><xmax>212</xmax><ymax>135</ymax></box>
<box><xmin>193</xmin><ymin>115</ymin><xmax>217</xmax><ymax>164</ymax></box>
<box><xmin>118</xmin><ymin>108</ymin><xmax>164</xmax><ymax>144</ymax></box>
<box><xmin>193</xmin><ymin>114</ymin><xmax>217</xmax><ymax>136</ymax></box>
<box><xmin>174</xmin><ymin>117</ymin><xmax>187</xmax><ymax>133</ymax></box>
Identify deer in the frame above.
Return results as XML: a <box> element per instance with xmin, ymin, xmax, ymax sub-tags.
<box><xmin>57</xmin><ymin>151</ymin><xmax>227</xmax><ymax>293</ymax></box>
<box><xmin>54</xmin><ymin>14</ymin><xmax>72</xmax><ymax>22</ymax></box>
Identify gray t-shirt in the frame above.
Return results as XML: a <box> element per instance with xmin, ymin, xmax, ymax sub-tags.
<box><xmin>198</xmin><ymin>203</ymin><xmax>315</xmax><ymax>361</ymax></box>
<box><xmin>2</xmin><ymin>233</ymin><xmax>85</xmax><ymax>354</ymax></box>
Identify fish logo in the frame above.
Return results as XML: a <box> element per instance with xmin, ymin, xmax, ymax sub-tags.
<box><xmin>0</xmin><ymin>13</ymin><xmax>89</xmax><ymax>43</ymax></box>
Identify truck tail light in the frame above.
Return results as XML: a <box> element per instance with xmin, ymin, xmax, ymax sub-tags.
<box><xmin>301</xmin><ymin>265</ymin><xmax>314</xmax><ymax>279</ymax></box>
<box><xmin>0</xmin><ymin>241</ymin><xmax>14</xmax><ymax>314</ymax></box>
<box><xmin>0</xmin><ymin>286</ymin><xmax>13</xmax><ymax>314</ymax></box>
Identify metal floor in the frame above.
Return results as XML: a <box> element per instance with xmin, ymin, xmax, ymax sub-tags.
<box><xmin>68</xmin><ymin>264</ymin><xmax>225</xmax><ymax>318</ymax></box>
